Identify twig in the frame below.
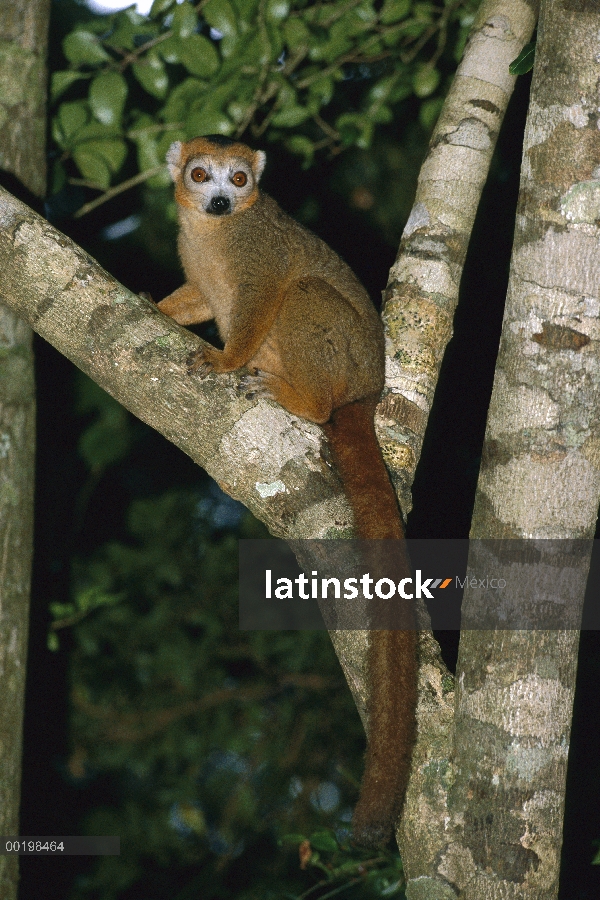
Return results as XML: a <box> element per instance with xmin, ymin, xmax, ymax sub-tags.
<box><xmin>116</xmin><ymin>29</ymin><xmax>173</xmax><ymax>70</ymax></box>
<box><xmin>127</xmin><ymin>121</ymin><xmax>183</xmax><ymax>139</ymax></box>
<box><xmin>400</xmin><ymin>23</ymin><xmax>438</xmax><ymax>65</ymax></box>
<box><xmin>313</xmin><ymin>113</ymin><xmax>339</xmax><ymax>142</ymax></box>
<box><xmin>73</xmin><ymin>165</ymin><xmax>167</xmax><ymax>218</ymax></box>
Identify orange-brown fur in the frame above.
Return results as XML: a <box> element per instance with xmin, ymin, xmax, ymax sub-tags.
<box><xmin>158</xmin><ymin>136</ymin><xmax>417</xmax><ymax>846</ymax></box>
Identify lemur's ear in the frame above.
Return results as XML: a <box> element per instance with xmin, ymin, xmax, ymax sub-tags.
<box><xmin>253</xmin><ymin>150</ymin><xmax>266</xmax><ymax>182</ymax></box>
<box><xmin>166</xmin><ymin>141</ymin><xmax>183</xmax><ymax>181</ymax></box>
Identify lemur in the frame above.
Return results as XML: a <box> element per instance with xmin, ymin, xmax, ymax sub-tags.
<box><xmin>157</xmin><ymin>135</ymin><xmax>417</xmax><ymax>847</ymax></box>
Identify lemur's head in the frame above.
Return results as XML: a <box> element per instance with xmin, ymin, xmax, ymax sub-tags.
<box><xmin>167</xmin><ymin>135</ymin><xmax>266</xmax><ymax>217</ymax></box>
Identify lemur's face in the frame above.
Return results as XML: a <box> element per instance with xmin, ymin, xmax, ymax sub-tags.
<box><xmin>167</xmin><ymin>139</ymin><xmax>266</xmax><ymax>217</ymax></box>
<box><xmin>182</xmin><ymin>154</ymin><xmax>257</xmax><ymax>216</ymax></box>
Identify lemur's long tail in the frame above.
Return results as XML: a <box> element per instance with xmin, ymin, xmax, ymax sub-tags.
<box><xmin>323</xmin><ymin>397</ymin><xmax>417</xmax><ymax>847</ymax></box>
<box><xmin>323</xmin><ymin>396</ymin><xmax>404</xmax><ymax>541</ymax></box>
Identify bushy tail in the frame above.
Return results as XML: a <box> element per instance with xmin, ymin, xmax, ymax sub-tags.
<box><xmin>323</xmin><ymin>398</ymin><xmax>417</xmax><ymax>847</ymax></box>
<box><xmin>351</xmin><ymin>627</ymin><xmax>417</xmax><ymax>847</ymax></box>
<box><xmin>323</xmin><ymin>397</ymin><xmax>403</xmax><ymax>540</ymax></box>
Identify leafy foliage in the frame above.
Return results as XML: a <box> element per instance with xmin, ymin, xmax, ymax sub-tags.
<box><xmin>52</xmin><ymin>454</ymin><xmax>397</xmax><ymax>897</ymax></box>
<box><xmin>50</xmin><ymin>0</ymin><xmax>480</xmax><ymax>208</ymax></box>
<box><xmin>282</xmin><ymin>829</ymin><xmax>405</xmax><ymax>897</ymax></box>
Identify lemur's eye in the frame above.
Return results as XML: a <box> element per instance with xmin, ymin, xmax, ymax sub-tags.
<box><xmin>231</xmin><ymin>171</ymin><xmax>247</xmax><ymax>187</ymax></box>
<box><xmin>190</xmin><ymin>167</ymin><xmax>208</xmax><ymax>183</ymax></box>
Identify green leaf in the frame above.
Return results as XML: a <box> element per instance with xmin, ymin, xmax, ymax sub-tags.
<box><xmin>203</xmin><ymin>0</ymin><xmax>238</xmax><ymax>56</ymax></box>
<box><xmin>57</xmin><ymin>101</ymin><xmax>89</xmax><ymax>141</ymax></box>
<box><xmin>309</xmin><ymin>831</ymin><xmax>338</xmax><ymax>853</ymax></box>
<box><xmin>47</xmin><ymin>632</ymin><xmax>60</xmax><ymax>652</ymax></box>
<box><xmin>150</xmin><ymin>0</ymin><xmax>177</xmax><ymax>17</ymax></box>
<box><xmin>75</xmin><ymin>16</ymin><xmax>112</xmax><ymax>36</ymax></box>
<box><xmin>509</xmin><ymin>42</ymin><xmax>536</xmax><ymax>75</ymax></box>
<box><xmin>412</xmin><ymin>64</ymin><xmax>440</xmax><ymax>98</ymax></box>
<box><xmin>283</xmin><ymin>18</ymin><xmax>310</xmax><ymax>49</ymax></box>
<box><xmin>63</xmin><ymin>30</ymin><xmax>111</xmax><ymax>66</ymax></box>
<box><xmin>266</xmin><ymin>0</ymin><xmax>290</xmax><ymax>21</ymax></box>
<box><xmin>71</xmin><ymin>120</ymin><xmax>122</xmax><ymax>142</ymax></box>
<box><xmin>261</xmin><ymin>24</ymin><xmax>283</xmax><ymax>63</ymax></box>
<box><xmin>157</xmin><ymin>34</ymin><xmax>181</xmax><ymax>64</ymax></box>
<box><xmin>204</xmin><ymin>0</ymin><xmax>237</xmax><ymax>37</ymax></box>
<box><xmin>134</xmin><ymin>132</ymin><xmax>161</xmax><ymax>170</ymax></box>
<box><xmin>51</xmin><ymin>118</ymin><xmax>65</xmax><ymax>150</ymax></box>
<box><xmin>236</xmin><ymin>31</ymin><xmax>263</xmax><ymax>66</ymax></box>
<box><xmin>104</xmin><ymin>10</ymin><xmax>157</xmax><ymax>51</ymax></box>
<box><xmin>51</xmin><ymin>70</ymin><xmax>89</xmax><ymax>102</ymax></box>
<box><xmin>74</xmin><ymin>586</ymin><xmax>124</xmax><ymax>614</ymax></box>
<box><xmin>419</xmin><ymin>96</ymin><xmax>443</xmax><ymax>131</ymax></box>
<box><xmin>132</xmin><ymin>124</ymin><xmax>172</xmax><ymax>187</ymax></box>
<box><xmin>367</xmin><ymin>74</ymin><xmax>396</xmax><ymax>103</ymax></box>
<box><xmin>160</xmin><ymin>77</ymin><xmax>207</xmax><ymax>123</ymax></box>
<box><xmin>336</xmin><ymin>112</ymin><xmax>373</xmax><ymax>149</ymax></box>
<box><xmin>89</xmin><ymin>72</ymin><xmax>128</xmax><ymax>126</ymax></box>
<box><xmin>278</xmin><ymin>833</ymin><xmax>307</xmax><ymax>845</ymax></box>
<box><xmin>132</xmin><ymin>50</ymin><xmax>169</xmax><ymax>98</ymax></box>
<box><xmin>285</xmin><ymin>135</ymin><xmax>315</xmax><ymax>167</ymax></box>
<box><xmin>72</xmin><ymin>148</ymin><xmax>111</xmax><ymax>189</ymax></box>
<box><xmin>231</xmin><ymin>0</ymin><xmax>260</xmax><ymax>18</ymax></box>
<box><xmin>369</xmin><ymin>104</ymin><xmax>393</xmax><ymax>124</ymax></box>
<box><xmin>218</xmin><ymin>71</ymin><xmax>246</xmax><ymax>98</ymax></box>
<box><xmin>271</xmin><ymin>102</ymin><xmax>310</xmax><ymax>128</ymax></box>
<box><xmin>389</xmin><ymin>78</ymin><xmax>412</xmax><ymax>104</ymax></box>
<box><xmin>177</xmin><ymin>33</ymin><xmax>220</xmax><ymax>77</ymax></box>
<box><xmin>380</xmin><ymin>0</ymin><xmax>410</xmax><ymax>24</ymax></box>
<box><xmin>308</xmin><ymin>75</ymin><xmax>334</xmax><ymax>105</ymax></box>
<box><xmin>172</xmin><ymin>1</ymin><xmax>198</xmax><ymax>38</ymax></box>
<box><xmin>414</xmin><ymin>1</ymin><xmax>435</xmax><ymax>21</ymax></box>
<box><xmin>184</xmin><ymin>108</ymin><xmax>233</xmax><ymax>138</ymax></box>
<box><xmin>50</xmin><ymin>602</ymin><xmax>75</xmax><ymax>619</ymax></box>
<box><xmin>346</xmin><ymin>3</ymin><xmax>377</xmax><ymax>36</ymax></box>
<box><xmin>88</xmin><ymin>139</ymin><xmax>128</xmax><ymax>173</ymax></box>
<box><xmin>227</xmin><ymin>100</ymin><xmax>252</xmax><ymax>125</ymax></box>
<box><xmin>309</xmin><ymin>19</ymin><xmax>353</xmax><ymax>62</ymax></box>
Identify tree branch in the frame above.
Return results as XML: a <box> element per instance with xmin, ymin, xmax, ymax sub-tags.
<box><xmin>378</xmin><ymin>0</ymin><xmax>539</xmax><ymax>519</ymax></box>
<box><xmin>0</xmin><ymin>188</ymin><xmax>352</xmax><ymax>541</ymax></box>
<box><xmin>0</xmin><ymin>3</ymin><xmax>49</xmax><ymax>897</ymax></box>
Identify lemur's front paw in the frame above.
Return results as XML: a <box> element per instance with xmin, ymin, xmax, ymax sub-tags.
<box><xmin>238</xmin><ymin>369</ymin><xmax>277</xmax><ymax>401</ymax></box>
<box><xmin>187</xmin><ymin>346</ymin><xmax>215</xmax><ymax>377</ymax></box>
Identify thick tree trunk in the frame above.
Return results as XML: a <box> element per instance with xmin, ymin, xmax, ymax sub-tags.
<box><xmin>0</xmin><ymin>2</ymin><xmax>50</xmax><ymax>897</ymax></box>
<box><xmin>384</xmin><ymin>0</ymin><xmax>540</xmax><ymax>882</ymax></box>
<box><xmin>441</xmin><ymin>1</ymin><xmax>600</xmax><ymax>897</ymax></box>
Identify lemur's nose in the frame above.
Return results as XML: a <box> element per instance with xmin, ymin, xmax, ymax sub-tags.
<box><xmin>209</xmin><ymin>195</ymin><xmax>231</xmax><ymax>214</ymax></box>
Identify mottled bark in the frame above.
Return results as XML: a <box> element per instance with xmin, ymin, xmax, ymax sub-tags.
<box><xmin>0</xmin><ymin>3</ymin><xmax>50</xmax><ymax>198</ymax></box>
<box><xmin>379</xmin><ymin>0</ymin><xmax>539</xmax><ymax>519</ymax></box>
<box><xmin>441</xmin><ymin>1</ymin><xmax>600</xmax><ymax>897</ymax></box>
<box><xmin>0</xmin><ymin>2</ymin><xmax>49</xmax><ymax>898</ymax></box>
<box><xmin>383</xmin><ymin>0</ymin><xmax>541</xmax><ymax>882</ymax></box>
<box><xmin>0</xmin><ymin>313</ymin><xmax>35</xmax><ymax>900</ymax></box>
